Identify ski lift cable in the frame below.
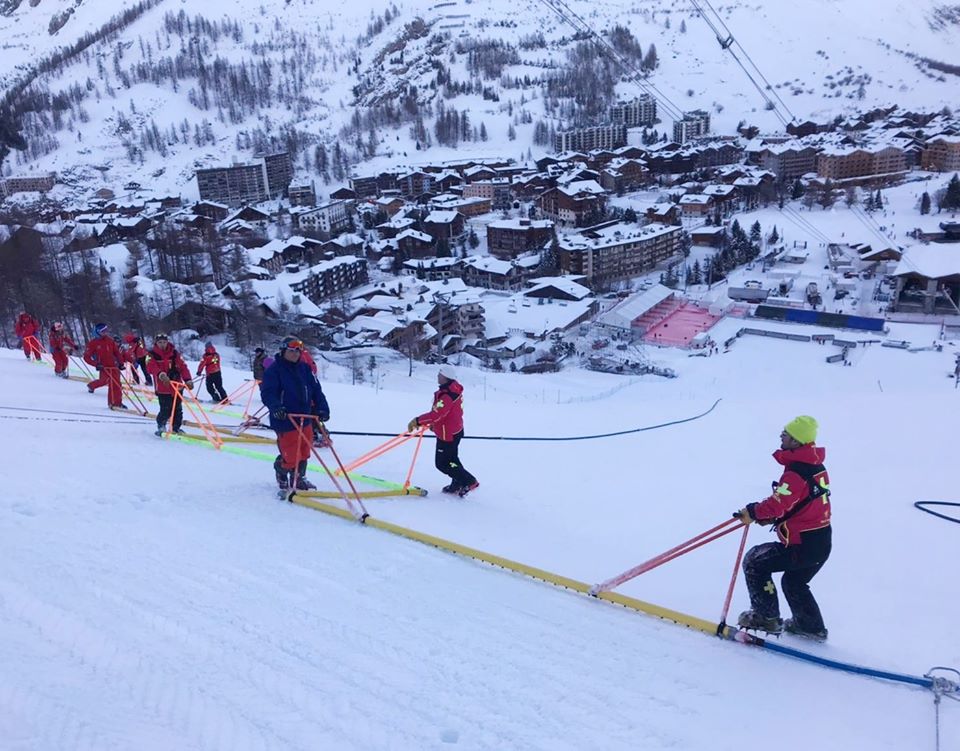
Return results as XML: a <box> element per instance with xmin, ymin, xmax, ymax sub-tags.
<box><xmin>781</xmin><ymin>205</ymin><xmax>832</xmax><ymax>244</ymax></box>
<box><xmin>776</xmin><ymin>206</ymin><xmax>832</xmax><ymax>245</ymax></box>
<box><xmin>688</xmin><ymin>0</ymin><xmax>795</xmax><ymax>126</ymax></box>
<box><xmin>540</xmin><ymin>0</ymin><xmax>685</xmax><ymax>121</ymax></box>
<box><xmin>537</xmin><ymin>0</ymin><xmax>686</xmax><ymax>122</ymax></box>
<box><xmin>779</xmin><ymin>204</ymin><xmax>832</xmax><ymax>244</ymax></box>
<box><xmin>697</xmin><ymin>0</ymin><xmax>797</xmax><ymax>123</ymax></box>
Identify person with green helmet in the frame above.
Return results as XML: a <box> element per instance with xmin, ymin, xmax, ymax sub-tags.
<box><xmin>733</xmin><ymin>416</ymin><xmax>832</xmax><ymax>640</ymax></box>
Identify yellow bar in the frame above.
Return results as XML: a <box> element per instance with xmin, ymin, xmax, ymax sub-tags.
<box><xmin>285</xmin><ymin>493</ymin><xmax>719</xmax><ymax>635</ymax></box>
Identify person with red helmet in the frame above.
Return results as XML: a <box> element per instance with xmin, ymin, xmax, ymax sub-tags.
<box><xmin>14</xmin><ymin>312</ymin><xmax>42</xmax><ymax>361</ymax></box>
<box><xmin>82</xmin><ymin>323</ymin><xmax>126</xmax><ymax>409</ymax></box>
<box><xmin>114</xmin><ymin>335</ymin><xmax>140</xmax><ymax>384</ymax></box>
<box><xmin>408</xmin><ymin>365</ymin><xmax>479</xmax><ymax>497</ymax></box>
<box><xmin>123</xmin><ymin>333</ymin><xmax>151</xmax><ymax>386</ymax></box>
<box><xmin>147</xmin><ymin>334</ymin><xmax>193</xmax><ymax>436</ymax></box>
<box><xmin>196</xmin><ymin>342</ymin><xmax>228</xmax><ymax>403</ymax></box>
<box><xmin>733</xmin><ymin>416</ymin><xmax>832</xmax><ymax>641</ymax></box>
<box><xmin>260</xmin><ymin>336</ymin><xmax>330</xmax><ymax>491</ymax></box>
<box><xmin>48</xmin><ymin>322</ymin><xmax>76</xmax><ymax>378</ymax></box>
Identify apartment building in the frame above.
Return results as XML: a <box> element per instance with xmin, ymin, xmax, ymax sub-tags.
<box><xmin>922</xmin><ymin>135</ymin><xmax>960</xmax><ymax>172</ymax></box>
<box><xmin>672</xmin><ymin>110</ymin><xmax>711</xmax><ymax>143</ymax></box>
<box><xmin>298</xmin><ymin>200</ymin><xmax>351</xmax><ymax>235</ymax></box>
<box><xmin>557</xmin><ymin>222</ymin><xmax>684</xmax><ymax>284</ymax></box>
<box><xmin>554</xmin><ymin>125</ymin><xmax>628</xmax><ymax>154</ymax></box>
<box><xmin>486</xmin><ymin>218</ymin><xmax>555</xmax><ymax>259</ymax></box>
<box><xmin>610</xmin><ymin>95</ymin><xmax>657</xmax><ymax>127</ymax></box>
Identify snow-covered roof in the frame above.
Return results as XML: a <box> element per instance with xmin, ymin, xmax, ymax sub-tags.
<box><xmin>524</xmin><ymin>278</ymin><xmax>592</xmax><ymax>300</ymax></box>
<box><xmin>425</xmin><ymin>210</ymin><xmax>460</xmax><ymax>224</ymax></box>
<box><xmin>558</xmin><ymin>222</ymin><xmax>680</xmax><ymax>252</ymax></box>
<box><xmin>462</xmin><ymin>256</ymin><xmax>515</xmax><ymax>275</ymax></box>
<box><xmin>483</xmin><ymin>294</ymin><xmax>592</xmax><ymax>339</ymax></box>
<box><xmin>404</xmin><ymin>257</ymin><xmax>459</xmax><ymax>269</ymax></box>
<box><xmin>558</xmin><ymin>180</ymin><xmax>606</xmax><ymax>197</ymax></box>
<box><xmin>596</xmin><ymin>285</ymin><xmax>675</xmax><ymax>329</ymax></box>
<box><xmin>892</xmin><ymin>246</ymin><xmax>960</xmax><ymax>279</ymax></box>
<box><xmin>396</xmin><ymin>229</ymin><xmax>433</xmax><ymax>243</ymax></box>
<box><xmin>486</xmin><ymin>217</ymin><xmax>554</xmax><ymax>230</ymax></box>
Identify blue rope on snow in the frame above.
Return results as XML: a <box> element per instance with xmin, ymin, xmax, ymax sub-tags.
<box><xmin>753</xmin><ymin>637</ymin><xmax>934</xmax><ymax>689</ymax></box>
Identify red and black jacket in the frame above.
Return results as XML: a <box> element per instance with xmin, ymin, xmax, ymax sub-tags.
<box><xmin>49</xmin><ymin>329</ymin><xmax>76</xmax><ymax>353</ymax></box>
<box><xmin>416</xmin><ymin>380</ymin><xmax>465</xmax><ymax>442</ymax></box>
<box><xmin>747</xmin><ymin>444</ymin><xmax>831</xmax><ymax>546</ymax></box>
<box><xmin>146</xmin><ymin>344</ymin><xmax>192</xmax><ymax>395</ymax></box>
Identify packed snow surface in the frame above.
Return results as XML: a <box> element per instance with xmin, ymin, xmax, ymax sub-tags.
<box><xmin>0</xmin><ymin>329</ymin><xmax>958</xmax><ymax>749</ymax></box>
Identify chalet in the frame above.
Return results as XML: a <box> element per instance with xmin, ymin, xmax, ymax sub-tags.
<box><xmin>523</xmin><ymin>276</ymin><xmax>592</xmax><ymax>302</ymax></box>
<box><xmin>690</xmin><ymin>226</ymin><xmax>726</xmax><ymax>247</ymax></box>
<box><xmin>193</xmin><ymin>201</ymin><xmax>230</xmax><ymax>221</ymax></box>
<box><xmin>678</xmin><ymin>193</ymin><xmax>714</xmax><ymax>217</ymax></box>
<box><xmin>398</xmin><ymin>170</ymin><xmax>435</xmax><ymax>198</ymax></box>
<box><xmin>376</xmin><ymin>215</ymin><xmax>416</xmax><ymax>239</ymax></box>
<box><xmin>536</xmin><ymin>181</ymin><xmax>607</xmax><ymax>228</ymax></box>
<box><xmin>322</xmin><ymin>233</ymin><xmax>364</xmax><ymax>258</ymax></box>
<box><xmin>220</xmin><ymin>206</ymin><xmax>271</xmax><ymax>232</ymax></box>
<box><xmin>645</xmin><ymin>203</ymin><xmax>682</xmax><ymax>226</ymax></box>
<box><xmin>486</xmin><ymin>217</ymin><xmax>555</xmax><ymax>260</ymax></box>
<box><xmin>599</xmin><ymin>158</ymin><xmax>647</xmax><ymax>193</ymax></box>
<box><xmin>461</xmin><ymin>256</ymin><xmax>526</xmax><ymax>291</ymax></box>
<box><xmin>423</xmin><ymin>210</ymin><xmax>466</xmax><ymax>241</ymax></box>
<box><xmin>403</xmin><ymin>257</ymin><xmax>460</xmax><ymax>281</ymax></box>
<box><xmin>396</xmin><ymin>229</ymin><xmax>435</xmax><ymax>259</ymax></box>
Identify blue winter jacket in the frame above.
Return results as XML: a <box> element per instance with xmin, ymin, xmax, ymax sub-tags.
<box><xmin>260</xmin><ymin>355</ymin><xmax>330</xmax><ymax>433</ymax></box>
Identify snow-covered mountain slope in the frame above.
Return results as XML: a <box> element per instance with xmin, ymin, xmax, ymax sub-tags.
<box><xmin>1</xmin><ymin>323</ymin><xmax>958</xmax><ymax>748</ymax></box>
<box><xmin>1</xmin><ymin>0</ymin><xmax>958</xmax><ymax>202</ymax></box>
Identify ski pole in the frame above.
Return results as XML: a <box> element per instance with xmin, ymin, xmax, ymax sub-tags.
<box><xmin>716</xmin><ymin>523</ymin><xmax>750</xmax><ymax>636</ymax></box>
<box><xmin>590</xmin><ymin>518</ymin><xmax>742</xmax><ymax>596</ymax></box>
<box><xmin>403</xmin><ymin>427</ymin><xmax>426</xmax><ymax>490</ymax></box>
<box><xmin>289</xmin><ymin>414</ymin><xmax>369</xmax><ymax>521</ymax></box>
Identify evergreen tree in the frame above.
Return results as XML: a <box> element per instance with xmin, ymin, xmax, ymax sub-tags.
<box><xmin>680</xmin><ymin>19</ymin><xmax>687</xmax><ymax>33</ymax></box>
<box><xmin>690</xmin><ymin>259</ymin><xmax>702</xmax><ymax>285</ymax></box>
<box><xmin>479</xmin><ymin>122</ymin><xmax>488</xmax><ymax>141</ymax></box>
<box><xmin>790</xmin><ymin>178</ymin><xmax>804</xmax><ymax>200</ymax></box>
<box><xmin>749</xmin><ymin>221</ymin><xmax>762</xmax><ymax>247</ymax></box>
<box><xmin>944</xmin><ymin>174</ymin><xmax>960</xmax><ymax>211</ymax></box>
<box><xmin>920</xmin><ymin>191</ymin><xmax>931</xmax><ymax>215</ymax></box>
<box><xmin>768</xmin><ymin>226</ymin><xmax>779</xmax><ymax>245</ymax></box>
<box><xmin>623</xmin><ymin>207</ymin><xmax>637</xmax><ymax>223</ymax></box>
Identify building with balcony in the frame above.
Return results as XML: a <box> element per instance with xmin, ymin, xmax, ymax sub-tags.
<box><xmin>557</xmin><ymin>222</ymin><xmax>685</xmax><ymax>284</ymax></box>
<box><xmin>486</xmin><ymin>218</ymin><xmax>555</xmax><ymax>259</ymax></box>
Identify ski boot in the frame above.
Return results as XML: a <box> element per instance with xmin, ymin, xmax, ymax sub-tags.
<box><xmin>274</xmin><ymin>457</ymin><xmax>292</xmax><ymax>491</ymax></box>
<box><xmin>737</xmin><ymin>610</ymin><xmax>783</xmax><ymax>634</ymax></box>
<box><xmin>784</xmin><ymin>618</ymin><xmax>828</xmax><ymax>642</ymax></box>
<box><xmin>457</xmin><ymin>481</ymin><xmax>480</xmax><ymax>498</ymax></box>
<box><xmin>441</xmin><ymin>484</ymin><xmax>460</xmax><ymax>494</ymax></box>
<box><xmin>294</xmin><ymin>460</ymin><xmax>316</xmax><ymax>491</ymax></box>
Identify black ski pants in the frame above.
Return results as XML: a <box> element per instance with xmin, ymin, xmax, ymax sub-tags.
<box><xmin>156</xmin><ymin>393</ymin><xmax>184</xmax><ymax>432</ymax></box>
<box><xmin>743</xmin><ymin>525</ymin><xmax>831</xmax><ymax>632</ymax></box>
<box><xmin>205</xmin><ymin>371</ymin><xmax>228</xmax><ymax>402</ymax></box>
<box><xmin>435</xmin><ymin>431</ymin><xmax>476</xmax><ymax>489</ymax></box>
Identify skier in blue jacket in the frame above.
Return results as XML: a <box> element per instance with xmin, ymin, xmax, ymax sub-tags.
<box><xmin>260</xmin><ymin>336</ymin><xmax>330</xmax><ymax>490</ymax></box>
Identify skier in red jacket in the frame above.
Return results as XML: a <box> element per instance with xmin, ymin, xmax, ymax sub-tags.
<box><xmin>14</xmin><ymin>312</ymin><xmax>42</xmax><ymax>360</ymax></box>
<box><xmin>49</xmin><ymin>322</ymin><xmax>76</xmax><ymax>378</ymax></box>
<box><xmin>196</xmin><ymin>342</ymin><xmax>228</xmax><ymax>403</ymax></box>
<box><xmin>82</xmin><ymin>323</ymin><xmax>126</xmax><ymax>409</ymax></box>
<box><xmin>124</xmin><ymin>333</ymin><xmax>151</xmax><ymax>385</ymax></box>
<box><xmin>147</xmin><ymin>334</ymin><xmax>193</xmax><ymax>435</ymax></box>
<box><xmin>733</xmin><ymin>416</ymin><xmax>832</xmax><ymax>640</ymax></box>
<box><xmin>408</xmin><ymin>365</ymin><xmax>478</xmax><ymax>497</ymax></box>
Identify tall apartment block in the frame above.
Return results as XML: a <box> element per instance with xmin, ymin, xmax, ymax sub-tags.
<box><xmin>672</xmin><ymin>110</ymin><xmax>711</xmax><ymax>143</ymax></box>
<box><xmin>610</xmin><ymin>95</ymin><xmax>658</xmax><ymax>127</ymax></box>
<box><xmin>195</xmin><ymin>151</ymin><xmax>293</xmax><ymax>206</ymax></box>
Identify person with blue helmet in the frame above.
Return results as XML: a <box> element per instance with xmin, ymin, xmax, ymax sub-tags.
<box><xmin>82</xmin><ymin>323</ymin><xmax>126</xmax><ymax>409</ymax></box>
<box><xmin>259</xmin><ymin>336</ymin><xmax>330</xmax><ymax>491</ymax></box>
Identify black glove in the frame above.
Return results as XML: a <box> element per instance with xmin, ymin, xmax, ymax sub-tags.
<box><xmin>271</xmin><ymin>407</ymin><xmax>288</xmax><ymax>421</ymax></box>
<box><xmin>316</xmin><ymin>411</ymin><xmax>329</xmax><ymax>422</ymax></box>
